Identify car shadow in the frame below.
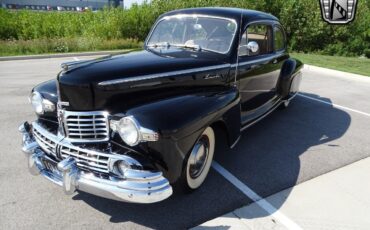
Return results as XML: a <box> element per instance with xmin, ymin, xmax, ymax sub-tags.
<box><xmin>72</xmin><ymin>92</ymin><xmax>352</xmax><ymax>229</ymax></box>
<box><xmin>211</xmin><ymin>92</ymin><xmax>354</xmax><ymax>222</ymax></box>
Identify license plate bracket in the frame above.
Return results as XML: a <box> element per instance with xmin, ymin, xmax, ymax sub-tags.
<box><xmin>42</xmin><ymin>157</ymin><xmax>62</xmax><ymax>177</ymax></box>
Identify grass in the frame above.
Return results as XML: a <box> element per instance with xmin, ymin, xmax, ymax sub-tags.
<box><xmin>291</xmin><ymin>53</ymin><xmax>370</xmax><ymax>76</ymax></box>
<box><xmin>0</xmin><ymin>38</ymin><xmax>142</xmax><ymax>56</ymax></box>
<box><xmin>1</xmin><ymin>40</ymin><xmax>369</xmax><ymax>77</ymax></box>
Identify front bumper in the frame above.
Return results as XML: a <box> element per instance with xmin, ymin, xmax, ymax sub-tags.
<box><xmin>19</xmin><ymin>122</ymin><xmax>172</xmax><ymax>203</ymax></box>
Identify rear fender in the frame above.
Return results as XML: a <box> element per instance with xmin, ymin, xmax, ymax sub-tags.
<box><xmin>277</xmin><ymin>58</ymin><xmax>303</xmax><ymax>98</ymax></box>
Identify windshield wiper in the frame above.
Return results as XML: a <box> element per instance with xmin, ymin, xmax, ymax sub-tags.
<box><xmin>147</xmin><ymin>42</ymin><xmax>171</xmax><ymax>49</ymax></box>
<box><xmin>178</xmin><ymin>45</ymin><xmax>223</xmax><ymax>55</ymax></box>
<box><xmin>172</xmin><ymin>44</ymin><xmax>202</xmax><ymax>51</ymax></box>
<box><xmin>147</xmin><ymin>42</ymin><xmax>203</xmax><ymax>52</ymax></box>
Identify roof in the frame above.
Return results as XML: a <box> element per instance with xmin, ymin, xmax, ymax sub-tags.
<box><xmin>161</xmin><ymin>7</ymin><xmax>279</xmax><ymax>23</ymax></box>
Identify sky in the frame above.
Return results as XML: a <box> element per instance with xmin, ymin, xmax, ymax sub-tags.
<box><xmin>123</xmin><ymin>0</ymin><xmax>150</xmax><ymax>9</ymax></box>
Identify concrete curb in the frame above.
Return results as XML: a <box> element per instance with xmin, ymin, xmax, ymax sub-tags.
<box><xmin>304</xmin><ymin>64</ymin><xmax>369</xmax><ymax>79</ymax></box>
<box><xmin>194</xmin><ymin>157</ymin><xmax>370</xmax><ymax>230</ymax></box>
<box><xmin>0</xmin><ymin>50</ymin><xmax>130</xmax><ymax>61</ymax></box>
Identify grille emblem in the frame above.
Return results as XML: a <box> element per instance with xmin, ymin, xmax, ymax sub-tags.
<box><xmin>319</xmin><ymin>0</ymin><xmax>358</xmax><ymax>24</ymax></box>
<box><xmin>57</xmin><ymin>101</ymin><xmax>68</xmax><ymax>138</ymax></box>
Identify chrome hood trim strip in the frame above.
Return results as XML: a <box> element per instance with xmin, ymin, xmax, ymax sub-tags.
<box><xmin>98</xmin><ymin>64</ymin><xmax>231</xmax><ymax>86</ymax></box>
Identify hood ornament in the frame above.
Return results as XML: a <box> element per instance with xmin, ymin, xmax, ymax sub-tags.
<box><xmin>60</xmin><ymin>59</ymin><xmax>92</xmax><ymax>72</ymax></box>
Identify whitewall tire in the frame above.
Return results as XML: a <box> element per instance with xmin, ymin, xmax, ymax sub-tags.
<box><xmin>185</xmin><ymin>126</ymin><xmax>215</xmax><ymax>190</ymax></box>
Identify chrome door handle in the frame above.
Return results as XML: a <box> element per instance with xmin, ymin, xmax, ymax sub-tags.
<box><xmin>272</xmin><ymin>59</ymin><xmax>278</xmax><ymax>64</ymax></box>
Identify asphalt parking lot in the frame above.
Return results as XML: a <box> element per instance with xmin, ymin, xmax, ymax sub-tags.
<box><xmin>0</xmin><ymin>57</ymin><xmax>369</xmax><ymax>229</ymax></box>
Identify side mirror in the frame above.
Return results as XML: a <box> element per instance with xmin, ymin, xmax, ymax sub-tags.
<box><xmin>246</xmin><ymin>41</ymin><xmax>259</xmax><ymax>53</ymax></box>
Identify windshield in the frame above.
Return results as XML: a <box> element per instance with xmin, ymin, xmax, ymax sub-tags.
<box><xmin>147</xmin><ymin>15</ymin><xmax>237</xmax><ymax>54</ymax></box>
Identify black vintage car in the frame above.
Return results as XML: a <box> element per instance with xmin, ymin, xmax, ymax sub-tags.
<box><xmin>20</xmin><ymin>7</ymin><xmax>303</xmax><ymax>203</ymax></box>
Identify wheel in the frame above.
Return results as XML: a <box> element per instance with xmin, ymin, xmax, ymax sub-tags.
<box><xmin>177</xmin><ymin>126</ymin><xmax>215</xmax><ymax>192</ymax></box>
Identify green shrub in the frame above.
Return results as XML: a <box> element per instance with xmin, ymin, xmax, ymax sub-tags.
<box><xmin>0</xmin><ymin>38</ymin><xmax>142</xmax><ymax>56</ymax></box>
<box><xmin>365</xmin><ymin>49</ymin><xmax>370</xmax><ymax>58</ymax></box>
<box><xmin>0</xmin><ymin>0</ymin><xmax>369</xmax><ymax>57</ymax></box>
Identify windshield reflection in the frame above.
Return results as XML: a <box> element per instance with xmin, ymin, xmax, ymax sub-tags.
<box><xmin>147</xmin><ymin>15</ymin><xmax>237</xmax><ymax>54</ymax></box>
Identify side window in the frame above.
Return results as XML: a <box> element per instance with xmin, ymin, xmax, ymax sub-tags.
<box><xmin>274</xmin><ymin>26</ymin><xmax>286</xmax><ymax>51</ymax></box>
<box><xmin>239</xmin><ymin>24</ymin><xmax>272</xmax><ymax>57</ymax></box>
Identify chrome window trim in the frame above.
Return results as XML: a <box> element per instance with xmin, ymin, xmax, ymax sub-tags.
<box><xmin>145</xmin><ymin>14</ymin><xmax>238</xmax><ymax>55</ymax></box>
<box><xmin>237</xmin><ymin>20</ymin><xmax>277</xmax><ymax>57</ymax></box>
<box><xmin>98</xmin><ymin>64</ymin><xmax>231</xmax><ymax>86</ymax></box>
<box><xmin>273</xmin><ymin>24</ymin><xmax>287</xmax><ymax>52</ymax></box>
<box><xmin>231</xmin><ymin>53</ymin><xmax>281</xmax><ymax>68</ymax></box>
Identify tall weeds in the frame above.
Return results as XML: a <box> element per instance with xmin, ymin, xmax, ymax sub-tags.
<box><xmin>0</xmin><ymin>0</ymin><xmax>369</xmax><ymax>56</ymax></box>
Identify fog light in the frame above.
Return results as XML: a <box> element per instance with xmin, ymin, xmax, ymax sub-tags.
<box><xmin>109</xmin><ymin>160</ymin><xmax>132</xmax><ymax>178</ymax></box>
<box><xmin>118</xmin><ymin>160</ymin><xmax>131</xmax><ymax>175</ymax></box>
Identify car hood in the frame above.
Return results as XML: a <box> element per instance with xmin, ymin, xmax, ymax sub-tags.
<box><xmin>57</xmin><ymin>49</ymin><xmax>231</xmax><ymax>111</ymax></box>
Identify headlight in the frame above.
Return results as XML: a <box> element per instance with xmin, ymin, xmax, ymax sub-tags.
<box><xmin>117</xmin><ymin>117</ymin><xmax>140</xmax><ymax>146</ymax></box>
<box><xmin>30</xmin><ymin>92</ymin><xmax>44</xmax><ymax>114</ymax></box>
<box><xmin>110</xmin><ymin>116</ymin><xmax>159</xmax><ymax>146</ymax></box>
<box><xmin>29</xmin><ymin>91</ymin><xmax>56</xmax><ymax>115</ymax></box>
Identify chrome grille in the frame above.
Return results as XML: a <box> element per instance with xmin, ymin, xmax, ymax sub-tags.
<box><xmin>33</xmin><ymin>122</ymin><xmax>110</xmax><ymax>174</ymax></box>
<box><xmin>60</xmin><ymin>146</ymin><xmax>109</xmax><ymax>173</ymax></box>
<box><xmin>64</xmin><ymin>111</ymin><xmax>109</xmax><ymax>142</ymax></box>
<box><xmin>33</xmin><ymin>128</ymin><xmax>57</xmax><ymax>156</ymax></box>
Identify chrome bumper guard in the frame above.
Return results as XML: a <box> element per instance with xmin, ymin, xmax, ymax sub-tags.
<box><xmin>19</xmin><ymin>122</ymin><xmax>172</xmax><ymax>204</ymax></box>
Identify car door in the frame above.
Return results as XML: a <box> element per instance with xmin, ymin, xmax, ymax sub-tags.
<box><xmin>237</xmin><ymin>22</ymin><xmax>281</xmax><ymax>116</ymax></box>
<box><xmin>272</xmin><ymin>23</ymin><xmax>290</xmax><ymax>95</ymax></box>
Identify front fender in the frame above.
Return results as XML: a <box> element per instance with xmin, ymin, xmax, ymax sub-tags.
<box><xmin>125</xmin><ymin>87</ymin><xmax>240</xmax><ymax>183</ymax></box>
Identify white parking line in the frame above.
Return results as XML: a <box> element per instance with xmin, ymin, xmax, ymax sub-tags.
<box><xmin>73</xmin><ymin>57</ymin><xmax>79</xmax><ymax>61</ymax></box>
<box><xmin>212</xmin><ymin>161</ymin><xmax>303</xmax><ymax>230</ymax></box>
<box><xmin>298</xmin><ymin>93</ymin><xmax>370</xmax><ymax>118</ymax></box>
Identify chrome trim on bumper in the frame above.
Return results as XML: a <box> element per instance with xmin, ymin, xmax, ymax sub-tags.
<box><xmin>19</xmin><ymin>122</ymin><xmax>173</xmax><ymax>204</ymax></box>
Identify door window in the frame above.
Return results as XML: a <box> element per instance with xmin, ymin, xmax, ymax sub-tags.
<box><xmin>239</xmin><ymin>24</ymin><xmax>272</xmax><ymax>56</ymax></box>
<box><xmin>274</xmin><ymin>26</ymin><xmax>286</xmax><ymax>51</ymax></box>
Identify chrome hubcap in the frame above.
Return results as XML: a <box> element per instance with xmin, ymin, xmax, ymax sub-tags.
<box><xmin>189</xmin><ymin>136</ymin><xmax>209</xmax><ymax>179</ymax></box>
